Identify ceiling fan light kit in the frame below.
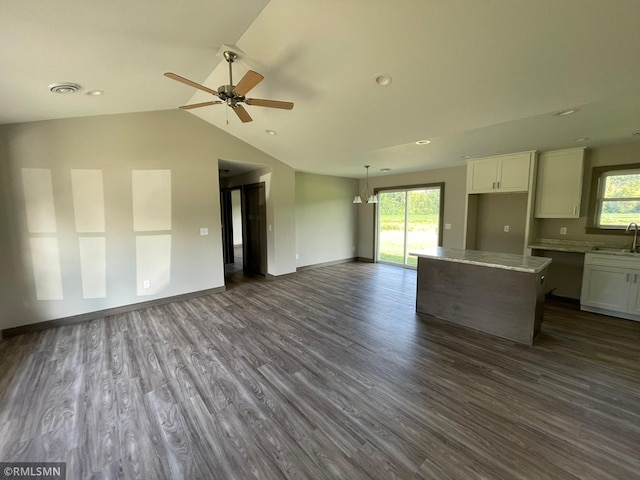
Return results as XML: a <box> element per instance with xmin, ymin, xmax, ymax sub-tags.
<box><xmin>164</xmin><ymin>50</ymin><xmax>294</xmax><ymax>123</ymax></box>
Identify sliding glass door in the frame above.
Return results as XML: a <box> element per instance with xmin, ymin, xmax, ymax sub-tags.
<box><xmin>377</xmin><ymin>185</ymin><xmax>443</xmax><ymax>267</ymax></box>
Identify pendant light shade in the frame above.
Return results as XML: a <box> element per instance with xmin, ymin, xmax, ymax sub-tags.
<box><xmin>354</xmin><ymin>165</ymin><xmax>377</xmax><ymax>205</ymax></box>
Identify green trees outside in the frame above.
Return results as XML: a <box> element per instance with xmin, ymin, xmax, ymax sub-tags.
<box><xmin>379</xmin><ymin>189</ymin><xmax>440</xmax><ymax>230</ymax></box>
<box><xmin>601</xmin><ymin>173</ymin><xmax>640</xmax><ymax>225</ymax></box>
<box><xmin>378</xmin><ymin>188</ymin><xmax>441</xmax><ymax>265</ymax></box>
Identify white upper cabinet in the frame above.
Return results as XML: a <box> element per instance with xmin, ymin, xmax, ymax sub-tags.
<box><xmin>467</xmin><ymin>152</ymin><xmax>533</xmax><ymax>194</ymax></box>
<box><xmin>535</xmin><ymin>147</ymin><xmax>585</xmax><ymax>218</ymax></box>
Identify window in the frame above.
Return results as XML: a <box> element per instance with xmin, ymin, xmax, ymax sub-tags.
<box><xmin>376</xmin><ymin>184</ymin><xmax>444</xmax><ymax>267</ymax></box>
<box><xmin>587</xmin><ymin>163</ymin><xmax>640</xmax><ymax>232</ymax></box>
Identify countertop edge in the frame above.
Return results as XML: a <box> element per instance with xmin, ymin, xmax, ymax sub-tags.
<box><xmin>412</xmin><ymin>249</ymin><xmax>551</xmax><ymax>274</ymax></box>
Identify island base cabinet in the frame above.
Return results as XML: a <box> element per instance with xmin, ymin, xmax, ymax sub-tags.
<box><xmin>416</xmin><ymin>257</ymin><xmax>547</xmax><ymax>346</ymax></box>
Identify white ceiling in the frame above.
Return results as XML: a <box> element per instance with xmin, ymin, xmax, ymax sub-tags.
<box><xmin>2</xmin><ymin>0</ymin><xmax>640</xmax><ymax>178</ymax></box>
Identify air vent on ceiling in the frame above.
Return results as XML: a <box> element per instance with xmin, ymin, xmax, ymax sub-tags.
<box><xmin>49</xmin><ymin>83</ymin><xmax>81</xmax><ymax>94</ymax></box>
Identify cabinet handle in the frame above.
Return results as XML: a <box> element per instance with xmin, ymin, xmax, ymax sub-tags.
<box><xmin>573</xmin><ymin>205</ymin><xmax>577</xmax><ymax>215</ymax></box>
<box><xmin>492</xmin><ymin>181</ymin><xmax>496</xmax><ymax>189</ymax></box>
<box><xmin>635</xmin><ymin>274</ymin><xmax>638</xmax><ymax>284</ymax></box>
<box><xmin>627</xmin><ymin>273</ymin><xmax>630</xmax><ymax>282</ymax></box>
<box><xmin>497</xmin><ymin>181</ymin><xmax>500</xmax><ymax>189</ymax></box>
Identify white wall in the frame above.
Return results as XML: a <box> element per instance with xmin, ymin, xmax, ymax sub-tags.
<box><xmin>295</xmin><ymin>172</ymin><xmax>358</xmax><ymax>268</ymax></box>
<box><xmin>231</xmin><ymin>189</ymin><xmax>242</xmax><ymax>245</ymax></box>
<box><xmin>0</xmin><ymin>109</ymin><xmax>297</xmax><ymax>330</ymax></box>
<box><xmin>357</xmin><ymin>165</ymin><xmax>467</xmax><ymax>260</ymax></box>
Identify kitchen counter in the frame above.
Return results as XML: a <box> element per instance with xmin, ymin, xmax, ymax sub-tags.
<box><xmin>528</xmin><ymin>238</ymin><xmax>634</xmax><ymax>255</ymax></box>
<box><xmin>412</xmin><ymin>247</ymin><xmax>551</xmax><ymax>273</ymax></box>
<box><xmin>412</xmin><ymin>248</ymin><xmax>549</xmax><ymax>346</ymax></box>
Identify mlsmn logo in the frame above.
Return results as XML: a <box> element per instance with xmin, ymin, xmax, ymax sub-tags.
<box><xmin>0</xmin><ymin>463</ymin><xmax>66</xmax><ymax>479</ymax></box>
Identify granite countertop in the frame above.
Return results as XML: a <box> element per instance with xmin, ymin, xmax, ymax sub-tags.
<box><xmin>528</xmin><ymin>239</ymin><xmax>594</xmax><ymax>253</ymax></box>
<box><xmin>411</xmin><ymin>247</ymin><xmax>551</xmax><ymax>273</ymax></box>
<box><xmin>528</xmin><ymin>238</ymin><xmax>636</xmax><ymax>255</ymax></box>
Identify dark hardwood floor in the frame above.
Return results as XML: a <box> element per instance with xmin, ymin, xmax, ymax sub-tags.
<box><xmin>0</xmin><ymin>262</ymin><xmax>638</xmax><ymax>479</ymax></box>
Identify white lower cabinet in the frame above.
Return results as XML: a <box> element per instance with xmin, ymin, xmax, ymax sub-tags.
<box><xmin>581</xmin><ymin>253</ymin><xmax>640</xmax><ymax>320</ymax></box>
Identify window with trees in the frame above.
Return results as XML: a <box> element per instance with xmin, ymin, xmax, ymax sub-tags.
<box><xmin>587</xmin><ymin>164</ymin><xmax>640</xmax><ymax>232</ymax></box>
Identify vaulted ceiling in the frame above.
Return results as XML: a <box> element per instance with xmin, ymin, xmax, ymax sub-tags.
<box><xmin>3</xmin><ymin>0</ymin><xmax>640</xmax><ymax>177</ymax></box>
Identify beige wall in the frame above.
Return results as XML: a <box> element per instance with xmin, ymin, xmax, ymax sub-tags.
<box><xmin>295</xmin><ymin>172</ymin><xmax>358</xmax><ymax>268</ymax></box>
<box><xmin>474</xmin><ymin>193</ymin><xmax>528</xmax><ymax>254</ymax></box>
<box><xmin>0</xmin><ymin>109</ymin><xmax>297</xmax><ymax>330</ymax></box>
<box><xmin>357</xmin><ymin>165</ymin><xmax>466</xmax><ymax>260</ymax></box>
<box><xmin>535</xmin><ymin>141</ymin><xmax>640</xmax><ymax>246</ymax></box>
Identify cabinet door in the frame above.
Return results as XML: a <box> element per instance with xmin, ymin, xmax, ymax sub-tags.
<box><xmin>627</xmin><ymin>271</ymin><xmax>640</xmax><ymax>314</ymax></box>
<box><xmin>467</xmin><ymin>158</ymin><xmax>498</xmax><ymax>193</ymax></box>
<box><xmin>497</xmin><ymin>153</ymin><xmax>531</xmax><ymax>192</ymax></box>
<box><xmin>535</xmin><ymin>148</ymin><xmax>584</xmax><ymax>218</ymax></box>
<box><xmin>581</xmin><ymin>265</ymin><xmax>630</xmax><ymax>312</ymax></box>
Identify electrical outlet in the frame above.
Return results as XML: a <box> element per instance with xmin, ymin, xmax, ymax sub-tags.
<box><xmin>352</xmin><ymin>246</ymin><xmax>356</xmax><ymax>252</ymax></box>
<box><xmin>296</xmin><ymin>254</ymin><xmax>299</xmax><ymax>260</ymax></box>
<box><xmin>560</xmin><ymin>227</ymin><xmax>567</xmax><ymax>235</ymax></box>
<box><xmin>503</xmin><ymin>225</ymin><xmax>510</xmax><ymax>232</ymax></box>
<box><xmin>143</xmin><ymin>280</ymin><xmax>150</xmax><ymax>289</ymax></box>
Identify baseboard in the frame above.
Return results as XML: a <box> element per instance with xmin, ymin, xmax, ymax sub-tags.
<box><xmin>296</xmin><ymin>257</ymin><xmax>357</xmax><ymax>272</ymax></box>
<box><xmin>1</xmin><ymin>285</ymin><xmax>226</xmax><ymax>339</ymax></box>
<box><xmin>357</xmin><ymin>257</ymin><xmax>374</xmax><ymax>263</ymax></box>
<box><xmin>545</xmin><ymin>293</ymin><xmax>580</xmax><ymax>307</ymax></box>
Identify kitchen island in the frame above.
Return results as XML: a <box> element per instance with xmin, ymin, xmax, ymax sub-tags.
<box><xmin>412</xmin><ymin>247</ymin><xmax>551</xmax><ymax>346</ymax></box>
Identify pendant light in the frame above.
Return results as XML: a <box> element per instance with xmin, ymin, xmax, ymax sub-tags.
<box><xmin>353</xmin><ymin>165</ymin><xmax>378</xmax><ymax>204</ymax></box>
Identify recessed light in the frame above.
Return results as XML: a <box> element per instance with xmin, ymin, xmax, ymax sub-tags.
<box><xmin>265</xmin><ymin>129</ymin><xmax>277</xmax><ymax>136</ymax></box>
<box><xmin>461</xmin><ymin>155</ymin><xmax>472</xmax><ymax>159</ymax></box>
<box><xmin>380</xmin><ymin>168</ymin><xmax>391</xmax><ymax>172</ymax></box>
<box><xmin>374</xmin><ymin>74</ymin><xmax>392</xmax><ymax>86</ymax></box>
<box><xmin>553</xmin><ymin>108</ymin><xmax>578</xmax><ymax>117</ymax></box>
<box><xmin>416</xmin><ymin>140</ymin><xmax>431</xmax><ymax>145</ymax></box>
<box><xmin>49</xmin><ymin>82</ymin><xmax>81</xmax><ymax>94</ymax></box>
<box><xmin>574</xmin><ymin>137</ymin><xmax>589</xmax><ymax>142</ymax></box>
<box><xmin>86</xmin><ymin>90</ymin><xmax>104</xmax><ymax>96</ymax></box>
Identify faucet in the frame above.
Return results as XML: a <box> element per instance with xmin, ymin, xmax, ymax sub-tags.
<box><xmin>626</xmin><ymin>222</ymin><xmax>639</xmax><ymax>251</ymax></box>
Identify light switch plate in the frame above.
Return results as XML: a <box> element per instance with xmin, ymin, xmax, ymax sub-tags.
<box><xmin>560</xmin><ymin>227</ymin><xmax>567</xmax><ymax>235</ymax></box>
<box><xmin>445</xmin><ymin>223</ymin><xmax>452</xmax><ymax>230</ymax></box>
<box><xmin>503</xmin><ymin>225</ymin><xmax>510</xmax><ymax>232</ymax></box>
<box><xmin>200</xmin><ymin>227</ymin><xmax>209</xmax><ymax>236</ymax></box>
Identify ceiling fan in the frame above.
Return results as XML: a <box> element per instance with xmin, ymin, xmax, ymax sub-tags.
<box><xmin>164</xmin><ymin>51</ymin><xmax>294</xmax><ymax>123</ymax></box>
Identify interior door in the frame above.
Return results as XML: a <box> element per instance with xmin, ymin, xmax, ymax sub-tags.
<box><xmin>243</xmin><ymin>182</ymin><xmax>267</xmax><ymax>275</ymax></box>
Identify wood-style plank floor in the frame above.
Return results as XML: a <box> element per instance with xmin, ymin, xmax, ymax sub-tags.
<box><xmin>0</xmin><ymin>262</ymin><xmax>639</xmax><ymax>479</ymax></box>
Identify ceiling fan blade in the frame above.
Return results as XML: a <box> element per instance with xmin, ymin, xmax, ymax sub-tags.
<box><xmin>179</xmin><ymin>101</ymin><xmax>223</xmax><ymax>110</ymax></box>
<box><xmin>164</xmin><ymin>72</ymin><xmax>219</xmax><ymax>96</ymax></box>
<box><xmin>232</xmin><ymin>105</ymin><xmax>253</xmax><ymax>123</ymax></box>
<box><xmin>233</xmin><ymin>70</ymin><xmax>264</xmax><ymax>97</ymax></box>
<box><xmin>245</xmin><ymin>98</ymin><xmax>294</xmax><ymax>110</ymax></box>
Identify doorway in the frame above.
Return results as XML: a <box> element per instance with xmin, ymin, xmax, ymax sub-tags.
<box><xmin>376</xmin><ymin>184</ymin><xmax>444</xmax><ymax>267</ymax></box>
<box><xmin>221</xmin><ymin>188</ymin><xmax>244</xmax><ymax>273</ymax></box>
<box><xmin>242</xmin><ymin>182</ymin><xmax>267</xmax><ymax>276</ymax></box>
<box><xmin>221</xmin><ymin>182</ymin><xmax>267</xmax><ymax>278</ymax></box>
